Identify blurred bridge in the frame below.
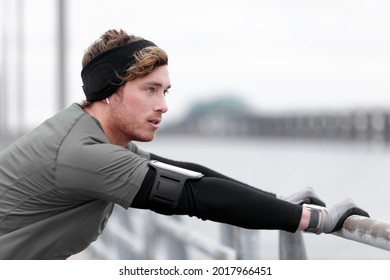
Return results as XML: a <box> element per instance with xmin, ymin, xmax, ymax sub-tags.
<box><xmin>161</xmin><ymin>106</ymin><xmax>390</xmax><ymax>145</ymax></box>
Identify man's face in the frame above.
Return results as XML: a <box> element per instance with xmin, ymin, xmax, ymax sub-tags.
<box><xmin>108</xmin><ymin>65</ymin><xmax>171</xmax><ymax>143</ymax></box>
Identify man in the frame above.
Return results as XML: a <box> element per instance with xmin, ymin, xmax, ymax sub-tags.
<box><xmin>0</xmin><ymin>29</ymin><xmax>369</xmax><ymax>259</ymax></box>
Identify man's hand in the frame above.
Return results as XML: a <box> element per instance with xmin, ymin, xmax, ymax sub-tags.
<box><xmin>282</xmin><ymin>187</ymin><xmax>326</xmax><ymax>207</ymax></box>
<box><xmin>305</xmin><ymin>199</ymin><xmax>370</xmax><ymax>234</ymax></box>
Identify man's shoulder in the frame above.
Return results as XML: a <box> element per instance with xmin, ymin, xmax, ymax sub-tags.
<box><xmin>49</xmin><ymin>103</ymin><xmax>85</xmax><ymax>125</ymax></box>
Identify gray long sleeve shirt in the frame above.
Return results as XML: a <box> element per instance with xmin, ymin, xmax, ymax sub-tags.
<box><xmin>0</xmin><ymin>103</ymin><xmax>150</xmax><ymax>259</ymax></box>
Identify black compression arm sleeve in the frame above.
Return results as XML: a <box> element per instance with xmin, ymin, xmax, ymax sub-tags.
<box><xmin>131</xmin><ymin>166</ymin><xmax>302</xmax><ymax>233</ymax></box>
<box><xmin>149</xmin><ymin>153</ymin><xmax>277</xmax><ymax>197</ymax></box>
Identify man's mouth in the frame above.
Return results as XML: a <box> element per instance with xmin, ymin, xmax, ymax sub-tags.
<box><xmin>149</xmin><ymin>119</ymin><xmax>161</xmax><ymax>125</ymax></box>
<box><xmin>148</xmin><ymin>118</ymin><xmax>161</xmax><ymax>128</ymax></box>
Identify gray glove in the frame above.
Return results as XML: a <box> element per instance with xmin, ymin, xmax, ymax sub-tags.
<box><xmin>282</xmin><ymin>187</ymin><xmax>326</xmax><ymax>207</ymax></box>
<box><xmin>306</xmin><ymin>199</ymin><xmax>370</xmax><ymax>234</ymax></box>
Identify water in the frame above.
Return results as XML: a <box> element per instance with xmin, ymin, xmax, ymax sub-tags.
<box><xmin>135</xmin><ymin>135</ymin><xmax>390</xmax><ymax>259</ymax></box>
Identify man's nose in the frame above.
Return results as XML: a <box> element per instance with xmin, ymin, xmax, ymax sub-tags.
<box><xmin>155</xmin><ymin>95</ymin><xmax>168</xmax><ymax>113</ymax></box>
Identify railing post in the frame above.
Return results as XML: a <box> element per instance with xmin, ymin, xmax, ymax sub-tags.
<box><xmin>235</xmin><ymin>228</ymin><xmax>261</xmax><ymax>259</ymax></box>
<box><xmin>279</xmin><ymin>231</ymin><xmax>307</xmax><ymax>259</ymax></box>
<box><xmin>144</xmin><ymin>213</ymin><xmax>188</xmax><ymax>259</ymax></box>
<box><xmin>221</xmin><ymin>225</ymin><xmax>260</xmax><ymax>259</ymax></box>
<box><xmin>144</xmin><ymin>212</ymin><xmax>157</xmax><ymax>259</ymax></box>
<box><xmin>220</xmin><ymin>224</ymin><xmax>235</xmax><ymax>248</ymax></box>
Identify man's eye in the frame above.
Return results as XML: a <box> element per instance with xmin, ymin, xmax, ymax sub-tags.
<box><xmin>146</xmin><ymin>87</ymin><xmax>155</xmax><ymax>93</ymax></box>
<box><xmin>163</xmin><ymin>89</ymin><xmax>170</xmax><ymax>96</ymax></box>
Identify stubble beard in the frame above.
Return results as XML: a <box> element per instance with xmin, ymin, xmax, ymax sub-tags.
<box><xmin>111</xmin><ymin>102</ymin><xmax>155</xmax><ymax>143</ymax></box>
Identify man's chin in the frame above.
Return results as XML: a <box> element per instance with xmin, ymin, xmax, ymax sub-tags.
<box><xmin>133</xmin><ymin>134</ymin><xmax>156</xmax><ymax>143</ymax></box>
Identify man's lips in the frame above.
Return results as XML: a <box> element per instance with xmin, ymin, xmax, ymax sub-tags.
<box><xmin>147</xmin><ymin>118</ymin><xmax>162</xmax><ymax>128</ymax></box>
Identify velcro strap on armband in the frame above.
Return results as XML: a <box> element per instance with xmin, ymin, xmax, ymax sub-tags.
<box><xmin>148</xmin><ymin>160</ymin><xmax>203</xmax><ymax>209</ymax></box>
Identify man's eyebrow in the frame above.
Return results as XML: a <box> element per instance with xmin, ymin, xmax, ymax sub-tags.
<box><xmin>146</xmin><ymin>82</ymin><xmax>171</xmax><ymax>90</ymax></box>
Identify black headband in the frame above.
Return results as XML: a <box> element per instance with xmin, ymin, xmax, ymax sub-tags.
<box><xmin>81</xmin><ymin>39</ymin><xmax>157</xmax><ymax>102</ymax></box>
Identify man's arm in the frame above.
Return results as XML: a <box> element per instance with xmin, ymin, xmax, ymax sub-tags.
<box><xmin>130</xmin><ymin>156</ymin><xmax>369</xmax><ymax>234</ymax></box>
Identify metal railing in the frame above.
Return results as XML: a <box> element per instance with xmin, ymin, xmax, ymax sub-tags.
<box><xmin>334</xmin><ymin>216</ymin><xmax>390</xmax><ymax>251</ymax></box>
<box><xmin>279</xmin><ymin>215</ymin><xmax>390</xmax><ymax>259</ymax></box>
<box><xmin>84</xmin><ymin>208</ymin><xmax>390</xmax><ymax>260</ymax></box>
<box><xmin>86</xmin><ymin>208</ymin><xmax>238</xmax><ymax>260</ymax></box>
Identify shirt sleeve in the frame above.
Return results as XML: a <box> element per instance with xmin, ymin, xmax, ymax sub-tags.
<box><xmin>126</xmin><ymin>142</ymin><xmax>151</xmax><ymax>160</ymax></box>
<box><xmin>54</xmin><ymin>114</ymin><xmax>150</xmax><ymax>208</ymax></box>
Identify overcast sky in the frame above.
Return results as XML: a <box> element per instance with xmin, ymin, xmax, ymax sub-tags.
<box><xmin>2</xmin><ymin>0</ymin><xmax>390</xmax><ymax>128</ymax></box>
